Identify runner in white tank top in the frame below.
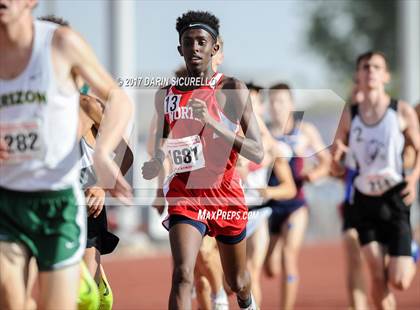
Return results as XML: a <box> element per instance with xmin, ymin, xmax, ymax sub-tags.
<box><xmin>0</xmin><ymin>2</ymin><xmax>133</xmax><ymax>309</ymax></box>
<box><xmin>348</xmin><ymin>99</ymin><xmax>405</xmax><ymax>196</ymax></box>
<box><xmin>331</xmin><ymin>51</ymin><xmax>420</xmax><ymax>309</ymax></box>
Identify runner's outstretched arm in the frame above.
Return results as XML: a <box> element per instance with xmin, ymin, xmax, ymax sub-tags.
<box><xmin>54</xmin><ymin>27</ymin><xmax>133</xmax><ymax>201</ymax></box>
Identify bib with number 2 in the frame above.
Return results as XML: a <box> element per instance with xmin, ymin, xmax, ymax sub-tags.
<box><xmin>0</xmin><ymin>119</ymin><xmax>45</xmax><ymax>164</ymax></box>
<box><xmin>166</xmin><ymin>135</ymin><xmax>205</xmax><ymax>173</ymax></box>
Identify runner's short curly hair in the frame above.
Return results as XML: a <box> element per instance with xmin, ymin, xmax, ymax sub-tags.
<box><xmin>176</xmin><ymin>10</ymin><xmax>220</xmax><ymax>38</ymax></box>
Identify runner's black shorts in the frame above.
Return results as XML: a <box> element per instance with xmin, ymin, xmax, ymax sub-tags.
<box><xmin>86</xmin><ymin>207</ymin><xmax>119</xmax><ymax>255</ymax></box>
<box><xmin>342</xmin><ymin>201</ymin><xmax>358</xmax><ymax>231</ymax></box>
<box><xmin>353</xmin><ymin>182</ymin><xmax>412</xmax><ymax>256</ymax></box>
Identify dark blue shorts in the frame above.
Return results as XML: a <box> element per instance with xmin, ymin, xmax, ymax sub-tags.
<box><xmin>268</xmin><ymin>204</ymin><xmax>305</xmax><ymax>235</ymax></box>
<box><xmin>169</xmin><ymin>214</ymin><xmax>246</xmax><ymax>245</ymax></box>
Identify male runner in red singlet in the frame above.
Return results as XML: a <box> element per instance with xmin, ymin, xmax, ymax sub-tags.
<box><xmin>142</xmin><ymin>10</ymin><xmax>263</xmax><ymax>310</ymax></box>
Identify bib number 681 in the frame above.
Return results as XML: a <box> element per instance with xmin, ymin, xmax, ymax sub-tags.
<box><xmin>169</xmin><ymin>146</ymin><xmax>199</xmax><ymax>165</ymax></box>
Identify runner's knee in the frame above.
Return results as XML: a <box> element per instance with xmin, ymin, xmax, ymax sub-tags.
<box><xmin>173</xmin><ymin>265</ymin><xmax>194</xmax><ymax>287</ymax></box>
<box><xmin>390</xmin><ymin>278</ymin><xmax>411</xmax><ymax>291</ymax></box>
<box><xmin>389</xmin><ymin>270</ymin><xmax>413</xmax><ymax>291</ymax></box>
<box><xmin>225</xmin><ymin>271</ymin><xmax>249</xmax><ymax>293</ymax></box>
<box><xmin>264</xmin><ymin>259</ymin><xmax>279</xmax><ymax>278</ymax></box>
<box><xmin>196</xmin><ymin>276</ymin><xmax>210</xmax><ymax>294</ymax></box>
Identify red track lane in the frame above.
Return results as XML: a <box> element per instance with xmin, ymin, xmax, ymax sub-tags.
<box><xmin>104</xmin><ymin>242</ymin><xmax>420</xmax><ymax>309</ymax></box>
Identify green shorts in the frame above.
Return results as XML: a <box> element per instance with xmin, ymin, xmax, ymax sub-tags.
<box><xmin>0</xmin><ymin>186</ymin><xmax>86</xmax><ymax>271</ymax></box>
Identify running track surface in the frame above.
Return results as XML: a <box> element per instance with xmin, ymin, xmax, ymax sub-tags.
<box><xmin>104</xmin><ymin>242</ymin><xmax>420</xmax><ymax>309</ymax></box>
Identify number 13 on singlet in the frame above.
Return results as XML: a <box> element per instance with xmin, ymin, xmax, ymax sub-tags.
<box><xmin>166</xmin><ymin>135</ymin><xmax>205</xmax><ymax>173</ymax></box>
